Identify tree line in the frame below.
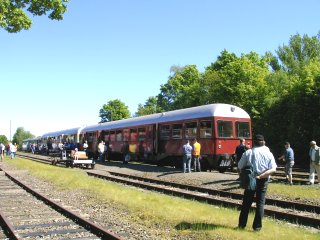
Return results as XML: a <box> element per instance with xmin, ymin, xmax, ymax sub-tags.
<box><xmin>101</xmin><ymin>32</ymin><xmax>320</xmax><ymax>165</ymax></box>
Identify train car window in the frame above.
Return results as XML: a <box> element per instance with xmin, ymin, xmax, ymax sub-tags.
<box><xmin>116</xmin><ymin>130</ymin><xmax>122</xmax><ymax>141</ymax></box>
<box><xmin>217</xmin><ymin>121</ymin><xmax>233</xmax><ymax>138</ymax></box>
<box><xmin>200</xmin><ymin>121</ymin><xmax>212</xmax><ymax>138</ymax></box>
<box><xmin>160</xmin><ymin>125</ymin><xmax>171</xmax><ymax>140</ymax></box>
<box><xmin>104</xmin><ymin>131</ymin><xmax>109</xmax><ymax>142</ymax></box>
<box><xmin>100</xmin><ymin>130</ymin><xmax>106</xmax><ymax>141</ymax></box>
<box><xmin>87</xmin><ymin>133</ymin><xmax>93</xmax><ymax>143</ymax></box>
<box><xmin>172</xmin><ymin>124</ymin><xmax>183</xmax><ymax>139</ymax></box>
<box><xmin>147</xmin><ymin>126</ymin><xmax>153</xmax><ymax>139</ymax></box>
<box><xmin>123</xmin><ymin>129</ymin><xmax>130</xmax><ymax>141</ymax></box>
<box><xmin>236</xmin><ymin>121</ymin><xmax>251</xmax><ymax>138</ymax></box>
<box><xmin>185</xmin><ymin>122</ymin><xmax>197</xmax><ymax>139</ymax></box>
<box><xmin>130</xmin><ymin>128</ymin><xmax>138</xmax><ymax>141</ymax></box>
<box><xmin>138</xmin><ymin>128</ymin><xmax>146</xmax><ymax>141</ymax></box>
<box><xmin>110</xmin><ymin>131</ymin><xmax>116</xmax><ymax>141</ymax></box>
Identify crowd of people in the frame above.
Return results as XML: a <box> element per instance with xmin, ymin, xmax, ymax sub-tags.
<box><xmin>0</xmin><ymin>142</ymin><xmax>18</xmax><ymax>160</ymax></box>
<box><xmin>235</xmin><ymin>135</ymin><xmax>320</xmax><ymax>231</ymax></box>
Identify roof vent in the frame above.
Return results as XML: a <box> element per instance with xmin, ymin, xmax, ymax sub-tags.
<box><xmin>231</xmin><ymin>106</ymin><xmax>235</xmax><ymax>112</ymax></box>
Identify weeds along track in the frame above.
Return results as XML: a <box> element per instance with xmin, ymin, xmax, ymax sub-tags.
<box><xmin>0</xmin><ymin>168</ymin><xmax>122</xmax><ymax>240</ymax></box>
<box><xmin>86</xmin><ymin>171</ymin><xmax>320</xmax><ymax>229</ymax></box>
<box><xmin>17</xmin><ymin>152</ymin><xmax>320</xmax><ymax>229</ymax></box>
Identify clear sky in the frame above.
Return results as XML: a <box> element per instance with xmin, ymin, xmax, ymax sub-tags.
<box><xmin>0</xmin><ymin>0</ymin><xmax>319</xmax><ymax>140</ymax></box>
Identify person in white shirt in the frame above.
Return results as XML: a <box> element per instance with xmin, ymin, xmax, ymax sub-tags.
<box><xmin>238</xmin><ymin>134</ymin><xmax>277</xmax><ymax>231</ymax></box>
<box><xmin>308</xmin><ymin>141</ymin><xmax>320</xmax><ymax>185</ymax></box>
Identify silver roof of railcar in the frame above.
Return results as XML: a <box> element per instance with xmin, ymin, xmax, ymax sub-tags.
<box><xmin>82</xmin><ymin>103</ymin><xmax>250</xmax><ymax>133</ymax></box>
<box><xmin>42</xmin><ymin>126</ymin><xmax>86</xmax><ymax>138</ymax></box>
<box><xmin>22</xmin><ymin>137</ymin><xmax>41</xmax><ymax>142</ymax></box>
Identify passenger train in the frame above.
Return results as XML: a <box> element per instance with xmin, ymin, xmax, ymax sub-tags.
<box><xmin>23</xmin><ymin>104</ymin><xmax>252</xmax><ymax>172</ymax></box>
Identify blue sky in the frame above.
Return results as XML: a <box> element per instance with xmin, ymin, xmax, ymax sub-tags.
<box><xmin>0</xmin><ymin>0</ymin><xmax>319</xmax><ymax>140</ymax></box>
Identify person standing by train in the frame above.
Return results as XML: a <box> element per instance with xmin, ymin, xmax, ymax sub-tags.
<box><xmin>192</xmin><ymin>138</ymin><xmax>201</xmax><ymax>172</ymax></box>
<box><xmin>238</xmin><ymin>134</ymin><xmax>277</xmax><ymax>231</ymax></box>
<box><xmin>278</xmin><ymin>142</ymin><xmax>294</xmax><ymax>185</ymax></box>
<box><xmin>97</xmin><ymin>140</ymin><xmax>105</xmax><ymax>162</ymax></box>
<box><xmin>235</xmin><ymin>138</ymin><xmax>246</xmax><ymax>163</ymax></box>
<box><xmin>83</xmin><ymin>140</ymin><xmax>88</xmax><ymax>152</ymax></box>
<box><xmin>6</xmin><ymin>143</ymin><xmax>10</xmax><ymax>157</ymax></box>
<box><xmin>103</xmin><ymin>141</ymin><xmax>108</xmax><ymax>161</ymax></box>
<box><xmin>0</xmin><ymin>143</ymin><xmax>4</xmax><ymax>161</ymax></box>
<box><xmin>182</xmin><ymin>140</ymin><xmax>193</xmax><ymax>173</ymax></box>
<box><xmin>307</xmin><ymin>141</ymin><xmax>320</xmax><ymax>185</ymax></box>
<box><xmin>10</xmin><ymin>143</ymin><xmax>17</xmax><ymax>159</ymax></box>
<box><xmin>121</xmin><ymin>141</ymin><xmax>130</xmax><ymax>164</ymax></box>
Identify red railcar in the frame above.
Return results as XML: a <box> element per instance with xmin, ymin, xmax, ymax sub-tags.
<box><xmin>80</xmin><ymin>104</ymin><xmax>251</xmax><ymax>172</ymax></box>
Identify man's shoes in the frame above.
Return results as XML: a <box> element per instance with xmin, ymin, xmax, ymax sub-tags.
<box><xmin>237</xmin><ymin>225</ymin><xmax>245</xmax><ymax>230</ymax></box>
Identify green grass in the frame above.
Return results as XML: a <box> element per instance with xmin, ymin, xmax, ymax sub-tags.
<box><xmin>4</xmin><ymin>158</ymin><xmax>319</xmax><ymax>240</ymax></box>
<box><xmin>268</xmin><ymin>183</ymin><xmax>320</xmax><ymax>202</ymax></box>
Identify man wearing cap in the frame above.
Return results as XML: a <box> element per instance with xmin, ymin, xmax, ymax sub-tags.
<box><xmin>238</xmin><ymin>134</ymin><xmax>277</xmax><ymax>231</ymax></box>
<box><xmin>308</xmin><ymin>141</ymin><xmax>320</xmax><ymax>185</ymax></box>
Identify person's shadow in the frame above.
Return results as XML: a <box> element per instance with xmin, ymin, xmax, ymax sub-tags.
<box><xmin>175</xmin><ymin>221</ymin><xmax>230</xmax><ymax>231</ymax></box>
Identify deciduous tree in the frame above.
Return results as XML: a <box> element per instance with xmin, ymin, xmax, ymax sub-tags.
<box><xmin>135</xmin><ymin>96</ymin><xmax>162</xmax><ymax>117</ymax></box>
<box><xmin>157</xmin><ymin>65</ymin><xmax>203</xmax><ymax>111</ymax></box>
<box><xmin>99</xmin><ymin>99</ymin><xmax>130</xmax><ymax>123</ymax></box>
<box><xmin>0</xmin><ymin>0</ymin><xmax>69</xmax><ymax>33</ymax></box>
<box><xmin>0</xmin><ymin>135</ymin><xmax>9</xmax><ymax>145</ymax></box>
<box><xmin>12</xmin><ymin>127</ymin><xmax>34</xmax><ymax>148</ymax></box>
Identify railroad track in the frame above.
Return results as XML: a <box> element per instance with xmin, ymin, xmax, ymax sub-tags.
<box><xmin>16</xmin><ymin>153</ymin><xmax>320</xmax><ymax>229</ymax></box>
<box><xmin>19</xmin><ymin>152</ymin><xmax>315</xmax><ymax>184</ymax></box>
<box><xmin>86</xmin><ymin>170</ymin><xmax>320</xmax><ymax>229</ymax></box>
<box><xmin>0</xmin><ymin>168</ymin><xmax>122</xmax><ymax>240</ymax></box>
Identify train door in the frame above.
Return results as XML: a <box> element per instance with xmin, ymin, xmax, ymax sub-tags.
<box><xmin>153</xmin><ymin>123</ymin><xmax>158</xmax><ymax>158</ymax></box>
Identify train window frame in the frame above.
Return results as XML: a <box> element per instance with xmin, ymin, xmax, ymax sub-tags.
<box><xmin>147</xmin><ymin>125</ymin><xmax>153</xmax><ymax>139</ymax></box>
<box><xmin>130</xmin><ymin>128</ymin><xmax>138</xmax><ymax>141</ymax></box>
<box><xmin>200</xmin><ymin>120</ymin><xmax>212</xmax><ymax>139</ymax></box>
<box><xmin>138</xmin><ymin>127</ymin><xmax>146</xmax><ymax>141</ymax></box>
<box><xmin>100</xmin><ymin>130</ymin><xmax>106</xmax><ymax>141</ymax></box>
<box><xmin>123</xmin><ymin>128</ymin><xmax>130</xmax><ymax>141</ymax></box>
<box><xmin>236</xmin><ymin>121</ymin><xmax>251</xmax><ymax>138</ymax></box>
<box><xmin>104</xmin><ymin>131</ymin><xmax>109</xmax><ymax>142</ymax></box>
<box><xmin>172</xmin><ymin>123</ymin><xmax>183</xmax><ymax>139</ymax></box>
<box><xmin>116</xmin><ymin>130</ymin><xmax>122</xmax><ymax>141</ymax></box>
<box><xmin>185</xmin><ymin>121</ymin><xmax>197</xmax><ymax>139</ymax></box>
<box><xmin>160</xmin><ymin>125</ymin><xmax>171</xmax><ymax>140</ymax></box>
<box><xmin>217</xmin><ymin>120</ymin><xmax>234</xmax><ymax>138</ymax></box>
<box><xmin>109</xmin><ymin>130</ymin><xmax>116</xmax><ymax>141</ymax></box>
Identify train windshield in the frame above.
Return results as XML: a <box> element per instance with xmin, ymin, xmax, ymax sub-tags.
<box><xmin>236</xmin><ymin>121</ymin><xmax>251</xmax><ymax>138</ymax></box>
<box><xmin>217</xmin><ymin>120</ymin><xmax>233</xmax><ymax>138</ymax></box>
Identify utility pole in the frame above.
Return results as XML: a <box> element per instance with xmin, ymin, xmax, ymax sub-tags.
<box><xmin>10</xmin><ymin>120</ymin><xmax>11</xmax><ymax>141</ymax></box>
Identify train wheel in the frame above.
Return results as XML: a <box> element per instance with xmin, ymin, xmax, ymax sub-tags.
<box><xmin>218</xmin><ymin>167</ymin><xmax>227</xmax><ymax>173</ymax></box>
<box><xmin>217</xmin><ymin>154</ymin><xmax>232</xmax><ymax>173</ymax></box>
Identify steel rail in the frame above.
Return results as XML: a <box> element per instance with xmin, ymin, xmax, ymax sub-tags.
<box><xmin>105</xmin><ymin>171</ymin><xmax>320</xmax><ymax>214</ymax></box>
<box><xmin>87</xmin><ymin>171</ymin><xmax>320</xmax><ymax>229</ymax></box>
<box><xmin>0</xmin><ymin>209</ymin><xmax>20</xmax><ymax>240</ymax></box>
<box><xmin>17</xmin><ymin>153</ymin><xmax>319</xmax><ymax>212</ymax></box>
<box><xmin>15</xmin><ymin>153</ymin><xmax>320</xmax><ymax>227</ymax></box>
<box><xmin>1</xmin><ymin>168</ymin><xmax>123</xmax><ymax>240</ymax></box>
